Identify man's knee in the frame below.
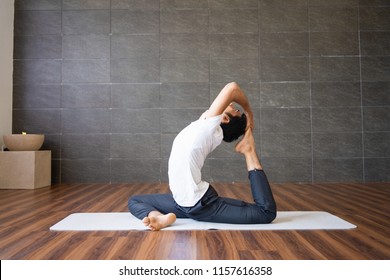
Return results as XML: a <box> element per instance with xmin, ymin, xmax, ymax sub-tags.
<box><xmin>127</xmin><ymin>195</ymin><xmax>141</xmax><ymax>210</ymax></box>
<box><xmin>254</xmin><ymin>209</ymin><xmax>276</xmax><ymax>224</ymax></box>
<box><xmin>264</xmin><ymin>211</ymin><xmax>277</xmax><ymax>224</ymax></box>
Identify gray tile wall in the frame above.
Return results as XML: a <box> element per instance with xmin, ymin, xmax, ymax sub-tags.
<box><xmin>12</xmin><ymin>0</ymin><xmax>390</xmax><ymax>183</ymax></box>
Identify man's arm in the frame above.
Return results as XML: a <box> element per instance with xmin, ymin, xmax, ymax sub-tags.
<box><xmin>202</xmin><ymin>82</ymin><xmax>254</xmax><ymax>129</ymax></box>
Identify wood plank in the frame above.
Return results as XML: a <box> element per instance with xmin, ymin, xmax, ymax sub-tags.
<box><xmin>0</xmin><ymin>182</ymin><xmax>389</xmax><ymax>259</ymax></box>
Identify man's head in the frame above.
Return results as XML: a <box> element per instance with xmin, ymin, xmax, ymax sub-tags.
<box><xmin>220</xmin><ymin>103</ymin><xmax>247</xmax><ymax>142</ymax></box>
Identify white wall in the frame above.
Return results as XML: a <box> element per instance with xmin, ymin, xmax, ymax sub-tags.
<box><xmin>0</xmin><ymin>0</ymin><xmax>14</xmax><ymax>147</ymax></box>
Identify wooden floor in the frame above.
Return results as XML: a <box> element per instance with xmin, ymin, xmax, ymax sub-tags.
<box><xmin>0</xmin><ymin>182</ymin><xmax>389</xmax><ymax>260</ymax></box>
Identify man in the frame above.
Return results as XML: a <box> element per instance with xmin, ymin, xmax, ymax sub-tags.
<box><xmin>128</xmin><ymin>82</ymin><xmax>277</xmax><ymax>231</ymax></box>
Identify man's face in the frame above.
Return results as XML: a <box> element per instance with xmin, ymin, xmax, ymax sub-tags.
<box><xmin>222</xmin><ymin>103</ymin><xmax>242</xmax><ymax>124</ymax></box>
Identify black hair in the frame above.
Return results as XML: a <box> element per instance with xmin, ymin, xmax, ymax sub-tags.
<box><xmin>220</xmin><ymin>113</ymin><xmax>247</xmax><ymax>142</ymax></box>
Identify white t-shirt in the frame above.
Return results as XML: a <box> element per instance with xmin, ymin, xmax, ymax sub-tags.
<box><xmin>168</xmin><ymin>114</ymin><xmax>223</xmax><ymax>207</ymax></box>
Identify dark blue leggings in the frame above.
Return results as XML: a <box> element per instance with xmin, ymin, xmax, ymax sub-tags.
<box><xmin>128</xmin><ymin>169</ymin><xmax>277</xmax><ymax>224</ymax></box>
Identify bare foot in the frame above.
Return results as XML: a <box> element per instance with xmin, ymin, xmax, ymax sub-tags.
<box><xmin>235</xmin><ymin>129</ymin><xmax>256</xmax><ymax>154</ymax></box>
<box><xmin>235</xmin><ymin>129</ymin><xmax>263</xmax><ymax>171</ymax></box>
<box><xmin>142</xmin><ymin>213</ymin><xmax>176</xmax><ymax>231</ymax></box>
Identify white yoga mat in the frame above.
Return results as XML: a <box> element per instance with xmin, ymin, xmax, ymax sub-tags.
<box><xmin>50</xmin><ymin>211</ymin><xmax>356</xmax><ymax>231</ymax></box>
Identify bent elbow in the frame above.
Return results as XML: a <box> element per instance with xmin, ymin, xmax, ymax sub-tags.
<box><xmin>227</xmin><ymin>81</ymin><xmax>240</xmax><ymax>91</ymax></box>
